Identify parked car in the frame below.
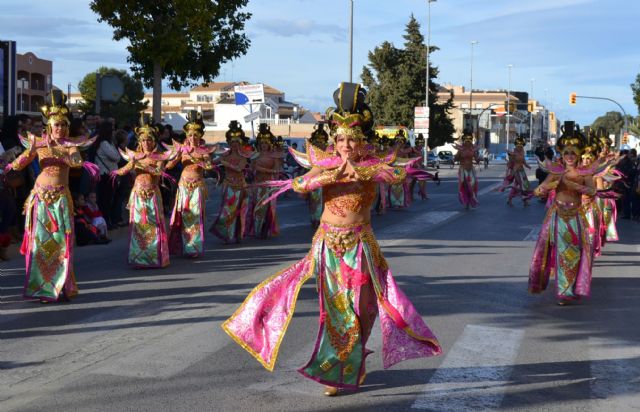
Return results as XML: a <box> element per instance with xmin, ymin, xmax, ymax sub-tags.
<box><xmin>438</xmin><ymin>151</ymin><xmax>455</xmax><ymax>168</ymax></box>
<box><xmin>427</xmin><ymin>152</ymin><xmax>440</xmax><ymax>169</ymax></box>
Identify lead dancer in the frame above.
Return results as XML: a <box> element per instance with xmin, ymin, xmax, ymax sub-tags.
<box><xmin>222</xmin><ymin>83</ymin><xmax>441</xmax><ymax>396</ymax></box>
<box><xmin>6</xmin><ymin>91</ymin><xmax>97</xmax><ymax>302</ymax></box>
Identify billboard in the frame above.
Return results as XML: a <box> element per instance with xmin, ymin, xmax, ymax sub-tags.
<box><xmin>234</xmin><ymin>83</ymin><xmax>265</xmax><ymax>105</ymax></box>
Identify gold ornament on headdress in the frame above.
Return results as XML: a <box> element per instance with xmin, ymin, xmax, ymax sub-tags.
<box><xmin>225</xmin><ymin>120</ymin><xmax>245</xmax><ymax>144</ymax></box>
<box><xmin>135</xmin><ymin>113</ymin><xmax>158</xmax><ymax>141</ymax></box>
<box><xmin>183</xmin><ymin>111</ymin><xmax>204</xmax><ymax>137</ymax></box>
<box><xmin>41</xmin><ymin>91</ymin><xmax>71</xmax><ymax>126</ymax></box>
<box><xmin>256</xmin><ymin>123</ymin><xmax>275</xmax><ymax>148</ymax></box>
<box><xmin>556</xmin><ymin>121</ymin><xmax>586</xmax><ymax>155</ymax></box>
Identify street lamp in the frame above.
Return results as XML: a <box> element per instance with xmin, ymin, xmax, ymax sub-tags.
<box><xmin>506</xmin><ymin>64</ymin><xmax>513</xmax><ymax>151</ymax></box>
<box><xmin>348</xmin><ymin>0</ymin><xmax>354</xmax><ymax>82</ymax></box>
<box><xmin>424</xmin><ymin>0</ymin><xmax>436</xmax><ymax>166</ymax></box>
<box><xmin>469</xmin><ymin>40</ymin><xmax>478</xmax><ymax>132</ymax></box>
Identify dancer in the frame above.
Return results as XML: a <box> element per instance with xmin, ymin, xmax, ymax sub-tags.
<box><xmin>388</xmin><ymin>130</ymin><xmax>412</xmax><ymax>208</ymax></box>
<box><xmin>306</xmin><ymin>123</ymin><xmax>330</xmax><ymax>228</ymax></box>
<box><xmin>210</xmin><ymin>121</ymin><xmax>252</xmax><ymax>244</ymax></box>
<box><xmin>223</xmin><ymin>83</ymin><xmax>441</xmax><ymax>396</ymax></box>
<box><xmin>595</xmin><ymin>133</ymin><xmax>619</xmax><ymax>245</ymax></box>
<box><xmin>5</xmin><ymin>91</ymin><xmax>97</xmax><ymax>302</ymax></box>
<box><xmin>529</xmin><ymin>122</ymin><xmax>599</xmax><ymax>305</ymax></box>
<box><xmin>500</xmin><ymin>136</ymin><xmax>533</xmax><ymax>206</ymax></box>
<box><xmin>249</xmin><ymin>123</ymin><xmax>283</xmax><ymax>238</ymax></box>
<box><xmin>166</xmin><ymin>111</ymin><xmax>216</xmax><ymax>257</ymax></box>
<box><xmin>112</xmin><ymin>117</ymin><xmax>171</xmax><ymax>268</ymax></box>
<box><xmin>580</xmin><ymin>135</ymin><xmax>602</xmax><ymax>259</ymax></box>
<box><xmin>454</xmin><ymin>130</ymin><xmax>479</xmax><ymax>209</ymax></box>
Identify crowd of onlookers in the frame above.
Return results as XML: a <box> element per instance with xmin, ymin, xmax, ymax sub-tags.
<box><xmin>0</xmin><ymin>113</ymin><xmax>189</xmax><ymax>261</ymax></box>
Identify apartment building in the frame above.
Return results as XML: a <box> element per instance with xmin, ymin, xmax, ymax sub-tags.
<box><xmin>16</xmin><ymin>52</ymin><xmax>52</xmax><ymax>116</ymax></box>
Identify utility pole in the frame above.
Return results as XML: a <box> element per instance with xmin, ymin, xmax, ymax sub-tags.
<box><xmin>529</xmin><ymin>78</ymin><xmax>535</xmax><ymax>150</ymax></box>
<box><xmin>469</xmin><ymin>40</ymin><xmax>478</xmax><ymax>133</ymax></box>
<box><xmin>506</xmin><ymin>64</ymin><xmax>513</xmax><ymax>151</ymax></box>
<box><xmin>424</xmin><ymin>0</ymin><xmax>436</xmax><ymax>167</ymax></box>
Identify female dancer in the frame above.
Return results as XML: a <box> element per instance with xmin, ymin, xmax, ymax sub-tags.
<box><xmin>529</xmin><ymin>122</ymin><xmax>598</xmax><ymax>305</ymax></box>
<box><xmin>249</xmin><ymin>123</ymin><xmax>283</xmax><ymax>238</ymax></box>
<box><xmin>223</xmin><ymin>83</ymin><xmax>441</xmax><ymax>396</ymax></box>
<box><xmin>210</xmin><ymin>121</ymin><xmax>252</xmax><ymax>244</ymax></box>
<box><xmin>595</xmin><ymin>133</ymin><xmax>619</xmax><ymax>245</ymax></box>
<box><xmin>112</xmin><ymin>118</ymin><xmax>171</xmax><ymax>268</ymax></box>
<box><xmin>166</xmin><ymin>112</ymin><xmax>216</xmax><ymax>257</ymax></box>
<box><xmin>6</xmin><ymin>91</ymin><xmax>97</xmax><ymax>302</ymax></box>
<box><xmin>500</xmin><ymin>136</ymin><xmax>533</xmax><ymax>206</ymax></box>
<box><xmin>388</xmin><ymin>130</ymin><xmax>412</xmax><ymax>208</ymax></box>
<box><xmin>454</xmin><ymin>131</ymin><xmax>479</xmax><ymax>209</ymax></box>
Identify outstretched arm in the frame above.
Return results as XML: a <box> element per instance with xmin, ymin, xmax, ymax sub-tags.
<box><xmin>533</xmin><ymin>174</ymin><xmax>560</xmax><ymax>197</ymax></box>
<box><xmin>291</xmin><ymin>167</ymin><xmax>338</xmax><ymax>193</ymax></box>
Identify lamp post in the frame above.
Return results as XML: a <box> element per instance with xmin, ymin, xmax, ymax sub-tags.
<box><xmin>424</xmin><ymin>0</ymin><xmax>436</xmax><ymax>167</ymax></box>
<box><xmin>469</xmin><ymin>40</ymin><xmax>478</xmax><ymax>133</ymax></box>
<box><xmin>506</xmin><ymin>64</ymin><xmax>513</xmax><ymax>151</ymax></box>
<box><xmin>348</xmin><ymin>0</ymin><xmax>354</xmax><ymax>82</ymax></box>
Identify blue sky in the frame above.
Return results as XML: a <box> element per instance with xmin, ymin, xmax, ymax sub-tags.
<box><xmin>3</xmin><ymin>0</ymin><xmax>639</xmax><ymax>126</ymax></box>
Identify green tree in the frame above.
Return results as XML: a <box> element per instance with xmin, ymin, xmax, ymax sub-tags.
<box><xmin>360</xmin><ymin>15</ymin><xmax>455</xmax><ymax>149</ymax></box>
<box><xmin>77</xmin><ymin>67</ymin><xmax>147</xmax><ymax>126</ymax></box>
<box><xmin>590</xmin><ymin>111</ymin><xmax>626</xmax><ymax>136</ymax></box>
<box><xmin>630</xmin><ymin>73</ymin><xmax>640</xmax><ymax>114</ymax></box>
<box><xmin>90</xmin><ymin>0</ymin><xmax>251</xmax><ymax>120</ymax></box>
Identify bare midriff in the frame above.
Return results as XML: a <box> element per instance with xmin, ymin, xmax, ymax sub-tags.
<box><xmin>254</xmin><ymin>155</ymin><xmax>277</xmax><ymax>183</ymax></box>
<box><xmin>458</xmin><ymin>148</ymin><xmax>475</xmax><ymax>170</ymax></box>
<box><xmin>35</xmin><ymin>147</ymin><xmax>74</xmax><ymax>187</ymax></box>
<box><xmin>555</xmin><ymin>171</ymin><xmax>585</xmax><ymax>206</ymax></box>
<box><xmin>321</xmin><ymin>180</ymin><xmax>377</xmax><ymax>226</ymax></box>
<box><xmin>181</xmin><ymin>163</ymin><xmax>204</xmax><ymax>180</ymax></box>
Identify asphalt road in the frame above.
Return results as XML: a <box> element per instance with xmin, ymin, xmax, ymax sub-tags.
<box><xmin>1</xmin><ymin>164</ymin><xmax>639</xmax><ymax>412</ymax></box>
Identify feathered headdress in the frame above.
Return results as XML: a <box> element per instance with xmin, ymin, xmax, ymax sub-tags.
<box><xmin>41</xmin><ymin>90</ymin><xmax>72</xmax><ymax>126</ymax></box>
<box><xmin>183</xmin><ymin>110</ymin><xmax>205</xmax><ymax>137</ymax></box>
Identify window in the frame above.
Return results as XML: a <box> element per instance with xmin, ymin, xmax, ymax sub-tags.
<box><xmin>196</xmin><ymin>94</ymin><xmax>213</xmax><ymax>102</ymax></box>
<box><xmin>460</xmin><ymin>103</ymin><xmax>469</xmax><ymax>109</ymax></box>
<box><xmin>475</xmin><ymin>103</ymin><xmax>483</xmax><ymax>109</ymax></box>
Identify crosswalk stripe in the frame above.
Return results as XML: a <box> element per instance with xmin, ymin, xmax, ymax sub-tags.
<box><xmin>412</xmin><ymin>324</ymin><xmax>524</xmax><ymax>410</ymax></box>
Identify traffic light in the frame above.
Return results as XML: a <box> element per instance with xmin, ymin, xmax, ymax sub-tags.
<box><xmin>569</xmin><ymin>92</ymin><xmax>577</xmax><ymax>105</ymax></box>
<box><xmin>527</xmin><ymin>102</ymin><xmax>534</xmax><ymax>112</ymax></box>
<box><xmin>622</xmin><ymin>132</ymin><xmax>629</xmax><ymax>144</ymax></box>
<box><xmin>504</xmin><ymin>100</ymin><xmax>516</xmax><ymax>114</ymax></box>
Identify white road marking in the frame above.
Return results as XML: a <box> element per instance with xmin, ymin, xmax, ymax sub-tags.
<box><xmin>412</xmin><ymin>324</ymin><xmax>524</xmax><ymax>410</ymax></box>
<box><xmin>589</xmin><ymin>337</ymin><xmax>640</xmax><ymax>410</ymax></box>
<box><xmin>379</xmin><ymin>211</ymin><xmax>458</xmax><ymax>245</ymax></box>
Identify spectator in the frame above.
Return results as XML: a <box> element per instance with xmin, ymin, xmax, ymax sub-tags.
<box><xmin>83</xmin><ymin>192</ymin><xmax>109</xmax><ymax>238</ymax></box>
<box><xmin>615</xmin><ymin>149</ymin><xmax>638</xmax><ymax>219</ymax></box>
<box><xmin>73</xmin><ymin>193</ymin><xmax>110</xmax><ymax>246</ymax></box>
<box><xmin>0</xmin><ymin>145</ymin><xmax>19</xmax><ymax>260</ymax></box>
<box><xmin>94</xmin><ymin>121</ymin><xmax>121</xmax><ymax>228</ymax></box>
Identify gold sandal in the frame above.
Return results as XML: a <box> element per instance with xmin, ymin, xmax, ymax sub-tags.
<box><xmin>323</xmin><ymin>386</ymin><xmax>338</xmax><ymax>396</ymax></box>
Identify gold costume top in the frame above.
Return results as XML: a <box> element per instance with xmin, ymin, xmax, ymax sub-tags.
<box><xmin>323</xmin><ymin>181</ymin><xmax>377</xmax><ymax>217</ymax></box>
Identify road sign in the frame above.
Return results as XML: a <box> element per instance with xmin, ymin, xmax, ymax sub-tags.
<box><xmin>414</xmin><ymin>106</ymin><xmax>429</xmax><ymax>118</ymax></box>
<box><xmin>243</xmin><ymin>111</ymin><xmax>260</xmax><ymax>122</ymax></box>
<box><xmin>234</xmin><ymin>83</ymin><xmax>265</xmax><ymax>105</ymax></box>
<box><xmin>414</xmin><ymin>118</ymin><xmax>430</xmax><ymax>129</ymax></box>
<box><xmin>100</xmin><ymin>75</ymin><xmax>124</xmax><ymax>102</ymax></box>
<box><xmin>414</xmin><ymin>106</ymin><xmax>430</xmax><ymax>131</ymax></box>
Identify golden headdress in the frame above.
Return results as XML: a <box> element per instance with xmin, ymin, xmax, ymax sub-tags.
<box><xmin>41</xmin><ymin>90</ymin><xmax>72</xmax><ymax>126</ymax></box>
<box><xmin>582</xmin><ymin>129</ymin><xmax>601</xmax><ymax>161</ymax></box>
<box><xmin>514</xmin><ymin>135</ymin><xmax>526</xmax><ymax>148</ymax></box>
<box><xmin>309</xmin><ymin>122</ymin><xmax>329</xmax><ymax>148</ymax></box>
<box><xmin>225</xmin><ymin>120</ymin><xmax>246</xmax><ymax>145</ymax></box>
<box><xmin>556</xmin><ymin>121</ymin><xmax>586</xmax><ymax>155</ymax></box>
<box><xmin>183</xmin><ymin>110</ymin><xmax>205</xmax><ymax>137</ymax></box>
<box><xmin>135</xmin><ymin>113</ymin><xmax>158</xmax><ymax>141</ymax></box>
<box><xmin>256</xmin><ymin>123</ymin><xmax>276</xmax><ymax>148</ymax></box>
<box><xmin>597</xmin><ymin>128</ymin><xmax>613</xmax><ymax>148</ymax></box>
<box><xmin>414</xmin><ymin>133</ymin><xmax>425</xmax><ymax>146</ymax></box>
<box><xmin>325</xmin><ymin>82</ymin><xmax>374</xmax><ymax>142</ymax></box>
